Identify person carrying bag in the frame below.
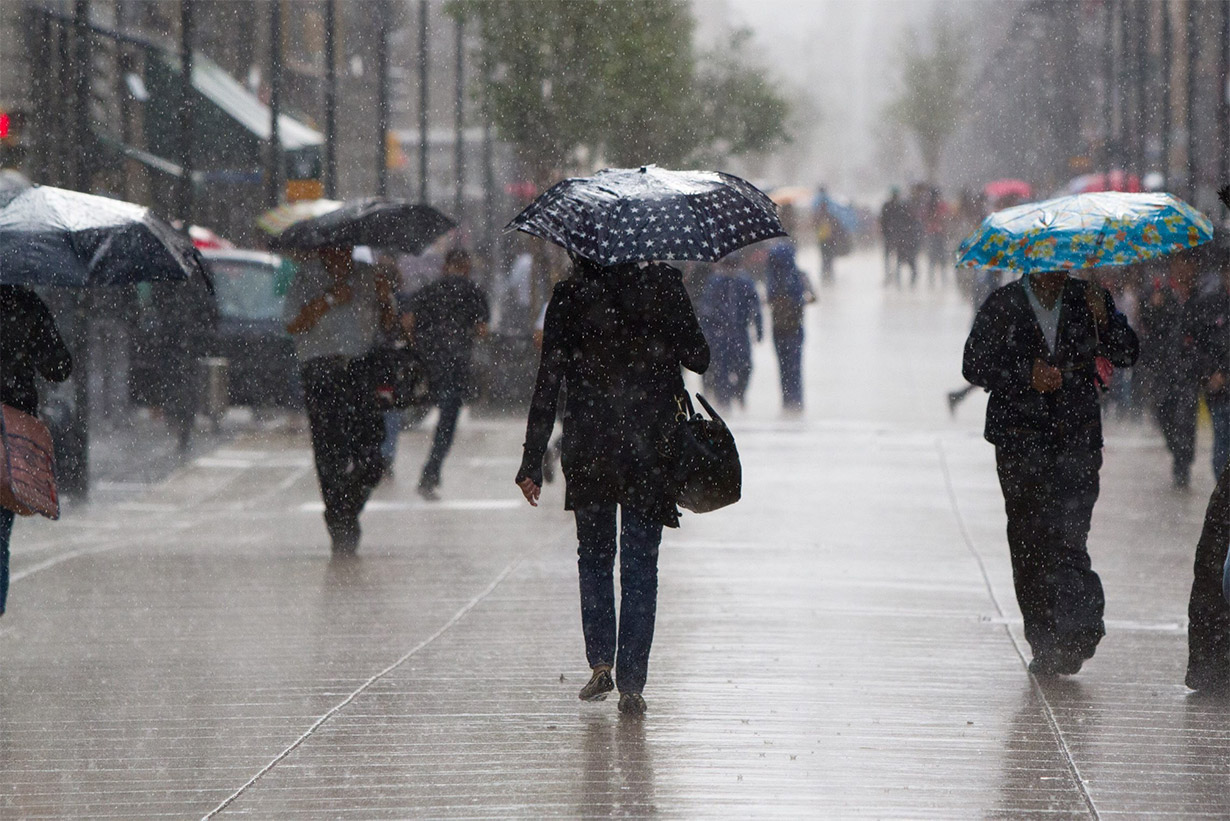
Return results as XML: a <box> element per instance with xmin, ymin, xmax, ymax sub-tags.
<box><xmin>515</xmin><ymin>259</ymin><xmax>709</xmax><ymax>716</ymax></box>
<box><xmin>0</xmin><ymin>285</ymin><xmax>73</xmax><ymax>616</ymax></box>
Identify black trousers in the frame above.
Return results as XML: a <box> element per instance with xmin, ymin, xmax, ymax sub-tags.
<box><xmin>1186</xmin><ymin>462</ymin><xmax>1230</xmax><ymax>689</ymax></box>
<box><xmin>995</xmin><ymin>444</ymin><xmax>1105</xmax><ymax>660</ymax></box>
<box><xmin>301</xmin><ymin>357</ymin><xmax>385</xmax><ymax>537</ymax></box>
<box><xmin>1156</xmin><ymin>378</ymin><xmax>1199</xmax><ymax>479</ymax></box>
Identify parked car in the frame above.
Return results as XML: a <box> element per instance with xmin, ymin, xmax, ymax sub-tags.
<box><xmin>130</xmin><ymin>250</ymin><xmax>302</xmax><ymax>413</ymax></box>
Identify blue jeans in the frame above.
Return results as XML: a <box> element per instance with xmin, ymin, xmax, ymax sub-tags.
<box><xmin>0</xmin><ymin>507</ymin><xmax>14</xmax><ymax>616</ymax></box>
<box><xmin>382</xmin><ymin>410</ymin><xmax>401</xmax><ymax>470</ymax></box>
<box><xmin>574</xmin><ymin>504</ymin><xmax>663</xmax><ymax>695</ymax></box>
<box><xmin>420</xmin><ymin>393</ymin><xmax>463</xmax><ymax>489</ymax></box>
<box><xmin>1211</xmin><ymin>400</ymin><xmax>1230</xmax><ymax>480</ymax></box>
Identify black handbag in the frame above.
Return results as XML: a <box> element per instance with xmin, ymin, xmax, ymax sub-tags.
<box><xmin>667</xmin><ymin>392</ymin><xmax>742</xmax><ymax>514</ymax></box>
<box><xmin>359</xmin><ymin>339</ymin><xmax>430</xmax><ymax>410</ymax></box>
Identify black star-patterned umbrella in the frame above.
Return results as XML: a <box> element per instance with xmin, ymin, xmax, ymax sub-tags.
<box><xmin>505</xmin><ymin>166</ymin><xmax>787</xmax><ymax>266</ymax></box>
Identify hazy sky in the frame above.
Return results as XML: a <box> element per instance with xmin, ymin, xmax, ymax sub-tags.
<box><xmin>693</xmin><ymin>0</ymin><xmax>941</xmax><ymax>199</ymax></box>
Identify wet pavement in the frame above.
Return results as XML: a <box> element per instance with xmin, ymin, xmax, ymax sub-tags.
<box><xmin>1</xmin><ymin>249</ymin><xmax>1224</xmax><ymax>818</ymax></box>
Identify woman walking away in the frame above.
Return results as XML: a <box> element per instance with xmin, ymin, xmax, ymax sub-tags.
<box><xmin>515</xmin><ymin>258</ymin><xmax>709</xmax><ymax>716</ymax></box>
<box><xmin>0</xmin><ymin>285</ymin><xmax>72</xmax><ymax>615</ymax></box>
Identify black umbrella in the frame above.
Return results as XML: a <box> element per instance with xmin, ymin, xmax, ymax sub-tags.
<box><xmin>268</xmin><ymin>197</ymin><xmax>456</xmax><ymax>254</ymax></box>
<box><xmin>0</xmin><ymin>184</ymin><xmax>207</xmax><ymax>288</ymax></box>
<box><xmin>505</xmin><ymin>165</ymin><xmax>788</xmax><ymax>266</ymax></box>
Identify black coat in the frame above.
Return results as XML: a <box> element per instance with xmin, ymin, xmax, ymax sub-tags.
<box><xmin>962</xmin><ymin>277</ymin><xmax>1138</xmax><ymax>451</ymax></box>
<box><xmin>0</xmin><ymin>285</ymin><xmax>72</xmax><ymax>416</ymax></box>
<box><xmin>517</xmin><ymin>262</ymin><xmax>709</xmax><ymax>527</ymax></box>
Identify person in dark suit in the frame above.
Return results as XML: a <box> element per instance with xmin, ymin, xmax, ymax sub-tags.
<box><xmin>0</xmin><ymin>285</ymin><xmax>72</xmax><ymax>615</ymax></box>
<box><xmin>515</xmin><ymin>259</ymin><xmax>709</xmax><ymax>716</ymax></box>
<box><xmin>1185</xmin><ymin>459</ymin><xmax>1230</xmax><ymax>693</ymax></box>
<box><xmin>963</xmin><ymin>269</ymin><xmax>1138</xmax><ymax>676</ymax></box>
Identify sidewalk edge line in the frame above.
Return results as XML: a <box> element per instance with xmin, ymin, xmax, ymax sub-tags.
<box><xmin>200</xmin><ymin>558</ymin><xmax>522</xmax><ymax>820</ymax></box>
<box><xmin>935</xmin><ymin>438</ymin><xmax>1100</xmax><ymax>821</ymax></box>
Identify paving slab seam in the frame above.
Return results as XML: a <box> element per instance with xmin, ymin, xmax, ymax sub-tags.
<box><xmin>936</xmin><ymin>438</ymin><xmax>1101</xmax><ymax>820</ymax></box>
<box><xmin>200</xmin><ymin>557</ymin><xmax>527</xmax><ymax>820</ymax></box>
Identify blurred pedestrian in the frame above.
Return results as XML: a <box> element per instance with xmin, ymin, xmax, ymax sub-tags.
<box><xmin>1195</xmin><ymin>251</ymin><xmax>1230</xmax><ymax>478</ymax></box>
<box><xmin>0</xmin><ymin>285</ymin><xmax>72</xmax><ymax>615</ymax></box>
<box><xmin>515</xmin><ymin>258</ymin><xmax>709</xmax><ymax>716</ymax></box>
<box><xmin>764</xmin><ymin>242</ymin><xmax>815</xmax><ymax>412</ymax></box>
<box><xmin>1141</xmin><ymin>250</ymin><xmax>1202</xmax><ymax>488</ymax></box>
<box><xmin>899</xmin><ymin>189</ymin><xmax>925</xmax><ymax>288</ymax></box>
<box><xmin>880</xmin><ymin>189</ymin><xmax>906</xmax><ymax>287</ymax></box>
<box><xmin>815</xmin><ymin>188</ymin><xmax>847</xmax><ymax>286</ymax></box>
<box><xmin>403</xmin><ymin>248</ymin><xmax>490</xmax><ymax>500</ymax></box>
<box><xmin>963</xmin><ymin>269</ymin><xmax>1138</xmax><ymax>675</ymax></box>
<box><xmin>699</xmin><ymin>256</ymin><xmax>763</xmax><ymax>409</ymax></box>
<box><xmin>285</xmin><ymin>246</ymin><xmax>390</xmax><ymax>555</ymax></box>
<box><xmin>922</xmin><ymin>187</ymin><xmax>950</xmax><ymax>287</ymax></box>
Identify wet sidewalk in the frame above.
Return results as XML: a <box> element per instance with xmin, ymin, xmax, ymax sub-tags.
<box><xmin>1</xmin><ymin>249</ymin><xmax>1224</xmax><ymax>818</ymax></box>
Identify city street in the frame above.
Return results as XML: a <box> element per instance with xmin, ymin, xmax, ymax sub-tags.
<box><xmin>1</xmin><ymin>248</ymin><xmax>1223</xmax><ymax>819</ymax></box>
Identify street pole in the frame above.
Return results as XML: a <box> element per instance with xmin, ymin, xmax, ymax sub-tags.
<box><xmin>376</xmin><ymin>0</ymin><xmax>389</xmax><ymax>197</ymax></box>
<box><xmin>418</xmin><ymin>0</ymin><xmax>429</xmax><ymax>203</ymax></box>
<box><xmin>1161</xmin><ymin>1</ymin><xmax>1172</xmax><ymax>187</ymax></box>
<box><xmin>1218</xmin><ymin>0</ymin><xmax>1230</xmax><ymax>211</ymax></box>
<box><xmin>1102</xmin><ymin>0</ymin><xmax>1115</xmax><ymax>171</ymax></box>
<box><xmin>1131</xmin><ymin>0</ymin><xmax>1147</xmax><ymax>175</ymax></box>
<box><xmin>178</xmin><ymin>0</ymin><xmax>195</xmax><ymax>224</ymax></box>
<box><xmin>454</xmin><ymin>13</ymin><xmax>464</xmax><ymax>222</ymax></box>
<box><xmin>324</xmin><ymin>0</ymin><xmax>338</xmax><ymax>199</ymax></box>
<box><xmin>267</xmin><ymin>0</ymin><xmax>283</xmax><ymax>208</ymax></box>
<box><xmin>65</xmin><ymin>0</ymin><xmax>92</xmax><ymax>500</ymax></box>
<box><xmin>1185</xmin><ymin>0</ymin><xmax>1198</xmax><ymax>204</ymax></box>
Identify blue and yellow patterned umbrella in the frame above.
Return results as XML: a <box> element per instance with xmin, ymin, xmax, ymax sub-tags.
<box><xmin>956</xmin><ymin>191</ymin><xmax>1213</xmax><ymax>275</ymax></box>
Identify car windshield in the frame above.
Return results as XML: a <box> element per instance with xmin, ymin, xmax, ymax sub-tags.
<box><xmin>207</xmin><ymin>257</ymin><xmax>296</xmax><ymax>321</ymax></box>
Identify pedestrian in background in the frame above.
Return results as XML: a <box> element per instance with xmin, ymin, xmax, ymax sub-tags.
<box><xmin>404</xmin><ymin>248</ymin><xmax>489</xmax><ymax>501</ymax></box>
<box><xmin>699</xmin><ymin>256</ymin><xmax>763</xmax><ymax>409</ymax></box>
<box><xmin>515</xmin><ymin>258</ymin><xmax>709</xmax><ymax>716</ymax></box>
<box><xmin>815</xmin><ymin>188</ymin><xmax>846</xmax><ymax>286</ymax></box>
<box><xmin>1141</xmin><ymin>250</ymin><xmax>1202</xmax><ymax>488</ymax></box>
<box><xmin>963</xmin><ymin>269</ymin><xmax>1138</xmax><ymax>676</ymax></box>
<box><xmin>764</xmin><ymin>242</ymin><xmax>814</xmax><ymax>413</ymax></box>
<box><xmin>0</xmin><ymin>285</ymin><xmax>72</xmax><ymax>615</ymax></box>
<box><xmin>880</xmin><ymin>188</ymin><xmax>906</xmax><ymax>287</ymax></box>
<box><xmin>1195</xmin><ymin>249</ymin><xmax>1230</xmax><ymax>478</ymax></box>
<box><xmin>285</xmin><ymin>246</ymin><xmax>391</xmax><ymax>555</ymax></box>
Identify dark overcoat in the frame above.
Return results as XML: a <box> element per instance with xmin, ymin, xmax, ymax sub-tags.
<box><xmin>962</xmin><ymin>277</ymin><xmax>1138</xmax><ymax>452</ymax></box>
<box><xmin>0</xmin><ymin>285</ymin><xmax>72</xmax><ymax>415</ymax></box>
<box><xmin>517</xmin><ymin>262</ymin><xmax>709</xmax><ymax>527</ymax></box>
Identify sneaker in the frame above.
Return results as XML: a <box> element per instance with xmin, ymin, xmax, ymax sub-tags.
<box><xmin>578</xmin><ymin>668</ymin><xmax>614</xmax><ymax>701</ymax></box>
<box><xmin>617</xmin><ymin>692</ymin><xmax>647</xmax><ymax>716</ymax></box>
<box><xmin>417</xmin><ymin>483</ymin><xmax>440</xmax><ymax>502</ymax></box>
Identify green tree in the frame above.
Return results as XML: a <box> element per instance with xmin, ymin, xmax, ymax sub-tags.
<box><xmin>453</xmin><ymin>0</ymin><xmax>789</xmax><ymax>182</ymax></box>
<box><xmin>886</xmin><ymin>12</ymin><xmax>968</xmax><ymax>182</ymax></box>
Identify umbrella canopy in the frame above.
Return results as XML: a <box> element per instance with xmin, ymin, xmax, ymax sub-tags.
<box><xmin>1065</xmin><ymin>170</ymin><xmax>1142</xmax><ymax>195</ymax></box>
<box><xmin>956</xmin><ymin>191</ymin><xmax>1213</xmax><ymax>276</ymax></box>
<box><xmin>0</xmin><ymin>184</ymin><xmax>207</xmax><ymax>287</ymax></box>
<box><xmin>506</xmin><ymin>165</ymin><xmax>787</xmax><ymax>266</ymax></box>
<box><xmin>267</xmin><ymin>197</ymin><xmax>455</xmax><ymax>255</ymax></box>
<box><xmin>812</xmin><ymin>191</ymin><xmax>860</xmax><ymax>233</ymax></box>
<box><xmin>256</xmin><ymin>198</ymin><xmax>343</xmax><ymax>236</ymax></box>
<box><xmin>189</xmin><ymin>224</ymin><xmax>235</xmax><ymax>251</ymax></box>
<box><xmin>983</xmin><ymin>178</ymin><xmax>1032</xmax><ymax>203</ymax></box>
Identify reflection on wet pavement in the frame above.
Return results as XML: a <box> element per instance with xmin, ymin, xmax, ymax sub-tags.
<box><xmin>0</xmin><ymin>250</ymin><xmax>1224</xmax><ymax>817</ymax></box>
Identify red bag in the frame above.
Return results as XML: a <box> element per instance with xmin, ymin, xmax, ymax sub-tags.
<box><xmin>0</xmin><ymin>404</ymin><xmax>60</xmax><ymax>520</ymax></box>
